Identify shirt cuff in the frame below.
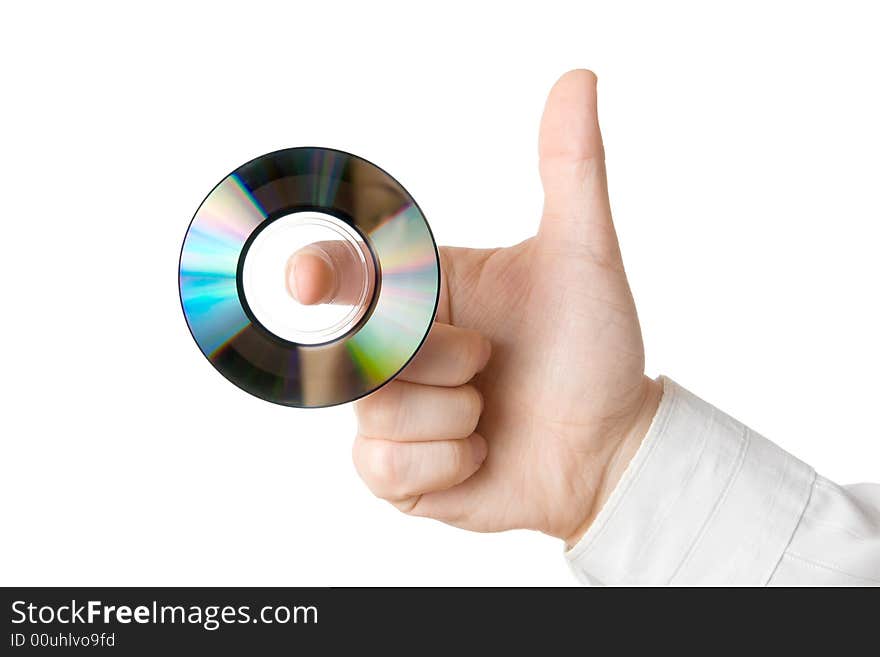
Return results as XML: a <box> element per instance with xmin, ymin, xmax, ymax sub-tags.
<box><xmin>566</xmin><ymin>376</ymin><xmax>816</xmax><ymax>586</ymax></box>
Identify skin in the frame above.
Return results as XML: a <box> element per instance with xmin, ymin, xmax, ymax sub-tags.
<box><xmin>287</xmin><ymin>248</ymin><xmax>335</xmax><ymax>305</ymax></box>
<box><xmin>292</xmin><ymin>70</ymin><xmax>662</xmax><ymax>546</ymax></box>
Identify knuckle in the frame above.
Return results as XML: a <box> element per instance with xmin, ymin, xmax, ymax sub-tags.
<box><xmin>454</xmin><ymin>332</ymin><xmax>485</xmax><ymax>383</ymax></box>
<box><xmin>448</xmin><ymin>440</ymin><xmax>467</xmax><ymax>476</ymax></box>
<box><xmin>359</xmin><ymin>439</ymin><xmax>408</xmax><ymax>499</ymax></box>
<box><xmin>459</xmin><ymin>385</ymin><xmax>483</xmax><ymax>433</ymax></box>
<box><xmin>391</xmin><ymin>495</ymin><xmax>422</xmax><ymax>515</ymax></box>
<box><xmin>351</xmin><ymin>437</ymin><xmax>372</xmax><ymax>476</ymax></box>
<box><xmin>356</xmin><ymin>385</ymin><xmax>405</xmax><ymax>437</ymax></box>
<box><xmin>369</xmin><ymin>440</ymin><xmax>398</xmax><ymax>485</ymax></box>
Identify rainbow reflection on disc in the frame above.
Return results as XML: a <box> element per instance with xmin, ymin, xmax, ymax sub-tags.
<box><xmin>179</xmin><ymin>147</ymin><xmax>440</xmax><ymax>408</ymax></box>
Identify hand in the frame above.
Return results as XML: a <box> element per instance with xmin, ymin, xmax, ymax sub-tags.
<box><xmin>292</xmin><ymin>70</ymin><xmax>662</xmax><ymax>545</ymax></box>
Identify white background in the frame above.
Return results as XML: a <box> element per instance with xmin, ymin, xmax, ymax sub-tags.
<box><xmin>2</xmin><ymin>1</ymin><xmax>878</xmax><ymax>586</ymax></box>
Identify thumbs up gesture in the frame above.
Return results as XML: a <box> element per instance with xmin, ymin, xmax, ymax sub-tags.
<box><xmin>292</xmin><ymin>70</ymin><xmax>662</xmax><ymax>545</ymax></box>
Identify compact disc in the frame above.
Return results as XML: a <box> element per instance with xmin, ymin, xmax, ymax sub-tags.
<box><xmin>179</xmin><ymin>147</ymin><xmax>440</xmax><ymax>408</ymax></box>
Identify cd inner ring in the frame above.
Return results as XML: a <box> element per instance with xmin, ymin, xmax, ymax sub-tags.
<box><xmin>238</xmin><ymin>210</ymin><xmax>378</xmax><ymax>347</ymax></box>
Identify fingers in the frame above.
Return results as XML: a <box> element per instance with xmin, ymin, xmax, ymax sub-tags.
<box><xmin>352</xmin><ymin>433</ymin><xmax>487</xmax><ymax>503</ymax></box>
<box><xmin>538</xmin><ymin>69</ymin><xmax>622</xmax><ymax>265</ymax></box>
<box><xmin>399</xmin><ymin>322</ymin><xmax>491</xmax><ymax>386</ymax></box>
<box><xmin>286</xmin><ymin>240</ymin><xmax>368</xmax><ymax>305</ymax></box>
<box><xmin>286</xmin><ymin>246</ymin><xmax>335</xmax><ymax>304</ymax></box>
<box><xmin>352</xmin><ymin>327</ymin><xmax>490</xmax><ymax>510</ymax></box>
<box><xmin>356</xmin><ymin>381</ymin><xmax>483</xmax><ymax>441</ymax></box>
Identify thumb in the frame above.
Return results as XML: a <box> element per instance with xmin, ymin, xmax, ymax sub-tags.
<box><xmin>538</xmin><ymin>69</ymin><xmax>622</xmax><ymax>266</ymax></box>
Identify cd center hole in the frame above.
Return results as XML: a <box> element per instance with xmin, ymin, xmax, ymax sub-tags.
<box><xmin>285</xmin><ymin>242</ymin><xmax>367</xmax><ymax>307</ymax></box>
<box><xmin>240</xmin><ymin>210</ymin><xmax>376</xmax><ymax>346</ymax></box>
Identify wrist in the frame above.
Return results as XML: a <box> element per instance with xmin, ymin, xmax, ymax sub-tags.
<box><xmin>563</xmin><ymin>375</ymin><xmax>663</xmax><ymax>548</ymax></box>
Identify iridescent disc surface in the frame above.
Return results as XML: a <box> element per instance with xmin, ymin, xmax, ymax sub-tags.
<box><xmin>179</xmin><ymin>148</ymin><xmax>440</xmax><ymax>407</ymax></box>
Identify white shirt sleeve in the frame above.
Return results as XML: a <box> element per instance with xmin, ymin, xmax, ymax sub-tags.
<box><xmin>565</xmin><ymin>377</ymin><xmax>880</xmax><ymax>586</ymax></box>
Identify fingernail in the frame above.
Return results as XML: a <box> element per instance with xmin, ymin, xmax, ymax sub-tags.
<box><xmin>471</xmin><ymin>435</ymin><xmax>488</xmax><ymax>466</ymax></box>
<box><xmin>474</xmin><ymin>386</ymin><xmax>484</xmax><ymax>414</ymax></box>
<box><xmin>477</xmin><ymin>338</ymin><xmax>492</xmax><ymax>372</ymax></box>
